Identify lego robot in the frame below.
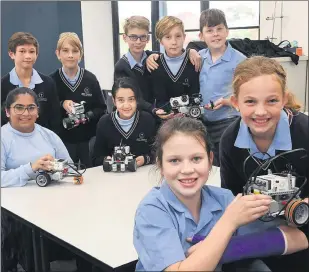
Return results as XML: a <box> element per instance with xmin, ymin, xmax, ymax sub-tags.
<box><xmin>35</xmin><ymin>159</ymin><xmax>83</xmax><ymax>187</ymax></box>
<box><xmin>103</xmin><ymin>145</ymin><xmax>137</xmax><ymax>172</ymax></box>
<box><xmin>63</xmin><ymin>101</ymin><xmax>94</xmax><ymax>130</ymax></box>
<box><xmin>246</xmin><ymin>169</ymin><xmax>309</xmax><ymax>227</ymax></box>
<box><xmin>169</xmin><ymin>94</ymin><xmax>204</xmax><ymax>118</ymax></box>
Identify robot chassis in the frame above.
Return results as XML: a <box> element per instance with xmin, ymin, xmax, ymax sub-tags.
<box><xmin>63</xmin><ymin>101</ymin><xmax>94</xmax><ymax>130</ymax></box>
<box><xmin>169</xmin><ymin>94</ymin><xmax>204</xmax><ymax>118</ymax></box>
<box><xmin>36</xmin><ymin>159</ymin><xmax>83</xmax><ymax>187</ymax></box>
<box><xmin>103</xmin><ymin>145</ymin><xmax>137</xmax><ymax>172</ymax></box>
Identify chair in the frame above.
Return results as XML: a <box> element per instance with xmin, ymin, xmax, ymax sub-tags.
<box><xmin>89</xmin><ymin>136</ymin><xmax>96</xmax><ymax>162</ymax></box>
<box><xmin>102</xmin><ymin>90</ymin><xmax>114</xmax><ymax>113</ymax></box>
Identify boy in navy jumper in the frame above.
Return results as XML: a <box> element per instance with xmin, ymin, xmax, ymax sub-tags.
<box><xmin>150</xmin><ymin>16</ymin><xmax>200</xmax><ymax>120</ymax></box>
<box><xmin>1</xmin><ymin>32</ymin><xmax>60</xmax><ymax>133</ymax></box>
<box><xmin>50</xmin><ymin>32</ymin><xmax>106</xmax><ymax>168</ymax></box>
<box><xmin>115</xmin><ymin>16</ymin><xmax>202</xmax><ymax>115</ymax></box>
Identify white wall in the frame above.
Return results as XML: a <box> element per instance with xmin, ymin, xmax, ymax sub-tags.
<box><xmin>260</xmin><ymin>1</ymin><xmax>308</xmax><ymax>56</ymax></box>
<box><xmin>81</xmin><ymin>1</ymin><xmax>114</xmax><ymax>90</ymax></box>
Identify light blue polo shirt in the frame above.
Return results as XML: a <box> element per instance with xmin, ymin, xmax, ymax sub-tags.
<box><xmin>134</xmin><ymin>181</ymin><xmax>281</xmax><ymax>271</ymax></box>
<box><xmin>126</xmin><ymin>50</ymin><xmax>147</xmax><ymax>69</ymax></box>
<box><xmin>62</xmin><ymin>66</ymin><xmax>80</xmax><ymax>85</ymax></box>
<box><xmin>234</xmin><ymin>110</ymin><xmax>292</xmax><ymax>160</ymax></box>
<box><xmin>9</xmin><ymin>68</ymin><xmax>43</xmax><ymax>89</ymax></box>
<box><xmin>199</xmin><ymin>42</ymin><xmax>246</xmax><ymax>122</ymax></box>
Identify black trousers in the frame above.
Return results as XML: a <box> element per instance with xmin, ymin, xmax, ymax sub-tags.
<box><xmin>64</xmin><ymin>141</ymin><xmax>92</xmax><ymax>168</ymax></box>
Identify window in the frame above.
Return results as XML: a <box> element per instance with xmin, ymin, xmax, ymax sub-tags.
<box><xmin>210</xmin><ymin>1</ymin><xmax>259</xmax><ymax>28</ymax></box>
<box><xmin>117</xmin><ymin>1</ymin><xmax>152</xmax><ymax>58</ymax></box>
<box><xmin>161</xmin><ymin>1</ymin><xmax>201</xmax><ymax>49</ymax></box>
<box><xmin>112</xmin><ymin>1</ymin><xmax>260</xmax><ymax>61</ymax></box>
<box><xmin>164</xmin><ymin>1</ymin><xmax>201</xmax><ymax>29</ymax></box>
<box><xmin>210</xmin><ymin>1</ymin><xmax>259</xmax><ymax>40</ymax></box>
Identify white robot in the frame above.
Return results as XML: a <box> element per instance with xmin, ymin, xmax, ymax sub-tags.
<box><xmin>103</xmin><ymin>145</ymin><xmax>137</xmax><ymax>172</ymax></box>
<box><xmin>170</xmin><ymin>94</ymin><xmax>204</xmax><ymax>118</ymax></box>
<box><xmin>36</xmin><ymin>159</ymin><xmax>83</xmax><ymax>187</ymax></box>
<box><xmin>63</xmin><ymin>101</ymin><xmax>93</xmax><ymax>130</ymax></box>
<box><xmin>246</xmin><ymin>170</ymin><xmax>309</xmax><ymax>226</ymax></box>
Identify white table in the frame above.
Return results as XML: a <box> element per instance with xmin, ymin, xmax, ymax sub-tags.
<box><xmin>1</xmin><ymin>165</ymin><xmax>221</xmax><ymax>270</ymax></box>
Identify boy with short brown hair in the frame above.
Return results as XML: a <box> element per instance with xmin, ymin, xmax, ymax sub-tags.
<box><xmin>1</xmin><ymin>32</ymin><xmax>60</xmax><ymax>132</ymax></box>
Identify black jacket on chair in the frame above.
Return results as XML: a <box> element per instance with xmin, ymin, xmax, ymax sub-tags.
<box><xmin>187</xmin><ymin>38</ymin><xmax>299</xmax><ymax>65</ymax></box>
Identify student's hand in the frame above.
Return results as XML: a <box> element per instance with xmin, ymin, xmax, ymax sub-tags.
<box><xmin>204</xmin><ymin>97</ymin><xmax>231</xmax><ymax>110</ymax></box>
<box><xmin>303</xmin><ymin>198</ymin><xmax>309</xmax><ymax>204</ymax></box>
<box><xmin>146</xmin><ymin>54</ymin><xmax>160</xmax><ymax>72</ymax></box>
<box><xmin>156</xmin><ymin>109</ymin><xmax>174</xmax><ymax>120</ymax></box>
<box><xmin>136</xmin><ymin>156</ymin><xmax>145</xmax><ymax>167</ymax></box>
<box><xmin>223</xmin><ymin>193</ymin><xmax>272</xmax><ymax>229</ymax></box>
<box><xmin>31</xmin><ymin>154</ymin><xmax>54</xmax><ymax>172</ymax></box>
<box><xmin>63</xmin><ymin>100</ymin><xmax>75</xmax><ymax>114</ymax></box>
<box><xmin>188</xmin><ymin>49</ymin><xmax>202</xmax><ymax>72</ymax></box>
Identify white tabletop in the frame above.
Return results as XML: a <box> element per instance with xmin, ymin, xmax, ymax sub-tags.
<box><xmin>1</xmin><ymin>165</ymin><xmax>221</xmax><ymax>268</ymax></box>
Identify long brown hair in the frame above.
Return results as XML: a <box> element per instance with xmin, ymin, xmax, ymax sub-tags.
<box><xmin>232</xmin><ymin>56</ymin><xmax>302</xmax><ymax>111</ymax></box>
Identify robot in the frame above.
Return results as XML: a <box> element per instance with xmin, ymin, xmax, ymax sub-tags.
<box><xmin>103</xmin><ymin>145</ymin><xmax>137</xmax><ymax>172</ymax></box>
<box><xmin>244</xmin><ymin>151</ymin><xmax>309</xmax><ymax>227</ymax></box>
<box><xmin>62</xmin><ymin>101</ymin><xmax>94</xmax><ymax>130</ymax></box>
<box><xmin>35</xmin><ymin>159</ymin><xmax>83</xmax><ymax>187</ymax></box>
<box><xmin>169</xmin><ymin>94</ymin><xmax>204</xmax><ymax>118</ymax></box>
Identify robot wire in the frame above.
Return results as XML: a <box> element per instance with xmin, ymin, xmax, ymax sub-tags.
<box><xmin>66</xmin><ymin>163</ymin><xmax>86</xmax><ymax>177</ymax></box>
<box><xmin>242</xmin><ymin>148</ymin><xmax>308</xmax><ymax>222</ymax></box>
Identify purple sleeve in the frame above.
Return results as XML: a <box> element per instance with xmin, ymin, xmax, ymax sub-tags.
<box><xmin>192</xmin><ymin>227</ymin><xmax>286</xmax><ymax>264</ymax></box>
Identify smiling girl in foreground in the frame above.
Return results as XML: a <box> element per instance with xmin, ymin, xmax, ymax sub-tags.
<box><xmin>220</xmin><ymin>56</ymin><xmax>309</xmax><ymax>271</ymax></box>
<box><xmin>133</xmin><ymin>116</ymin><xmax>308</xmax><ymax>271</ymax></box>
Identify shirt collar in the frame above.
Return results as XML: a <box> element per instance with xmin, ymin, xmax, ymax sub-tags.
<box><xmin>115</xmin><ymin>110</ymin><xmax>136</xmax><ymax>125</ymax></box>
<box><xmin>234</xmin><ymin>110</ymin><xmax>292</xmax><ymax>158</ymax></box>
<box><xmin>163</xmin><ymin>49</ymin><xmax>186</xmax><ymax>61</ymax></box>
<box><xmin>126</xmin><ymin>50</ymin><xmax>147</xmax><ymax>69</ymax></box>
<box><xmin>9</xmin><ymin>68</ymin><xmax>43</xmax><ymax>89</ymax></box>
<box><xmin>160</xmin><ymin>181</ymin><xmax>223</xmax><ymax>215</ymax></box>
<box><xmin>61</xmin><ymin>66</ymin><xmax>80</xmax><ymax>82</ymax></box>
<box><xmin>199</xmin><ymin>42</ymin><xmax>232</xmax><ymax>63</ymax></box>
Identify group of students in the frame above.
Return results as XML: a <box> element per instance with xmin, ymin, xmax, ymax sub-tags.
<box><xmin>1</xmin><ymin>7</ymin><xmax>309</xmax><ymax>272</ymax></box>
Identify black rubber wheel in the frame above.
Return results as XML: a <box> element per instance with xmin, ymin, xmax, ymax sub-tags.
<box><xmin>181</xmin><ymin>95</ymin><xmax>188</xmax><ymax>103</ymax></box>
<box><xmin>292</xmin><ymin>202</ymin><xmax>309</xmax><ymax>226</ymax></box>
<box><xmin>36</xmin><ymin>172</ymin><xmax>51</xmax><ymax>187</ymax></box>
<box><xmin>63</xmin><ymin>118</ymin><xmax>74</xmax><ymax>130</ymax></box>
<box><xmin>189</xmin><ymin>106</ymin><xmax>202</xmax><ymax>118</ymax></box>
<box><xmin>127</xmin><ymin>159</ymin><xmax>137</xmax><ymax>172</ymax></box>
<box><xmin>103</xmin><ymin>160</ymin><xmax>112</xmax><ymax>172</ymax></box>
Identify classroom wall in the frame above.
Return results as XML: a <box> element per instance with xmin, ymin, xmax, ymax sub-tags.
<box><xmin>80</xmin><ymin>1</ymin><xmax>114</xmax><ymax>90</ymax></box>
<box><xmin>259</xmin><ymin>1</ymin><xmax>308</xmax><ymax>56</ymax></box>
<box><xmin>1</xmin><ymin>1</ymin><xmax>84</xmax><ymax>76</ymax></box>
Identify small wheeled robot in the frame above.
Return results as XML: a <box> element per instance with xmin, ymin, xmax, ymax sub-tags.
<box><xmin>35</xmin><ymin>159</ymin><xmax>84</xmax><ymax>187</ymax></box>
<box><xmin>63</xmin><ymin>101</ymin><xmax>94</xmax><ymax>130</ymax></box>
<box><xmin>169</xmin><ymin>94</ymin><xmax>204</xmax><ymax>118</ymax></box>
<box><xmin>103</xmin><ymin>145</ymin><xmax>137</xmax><ymax>172</ymax></box>
<box><xmin>246</xmin><ymin>170</ymin><xmax>309</xmax><ymax>227</ymax></box>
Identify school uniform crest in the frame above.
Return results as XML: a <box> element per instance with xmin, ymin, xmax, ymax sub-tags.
<box><xmin>81</xmin><ymin>87</ymin><xmax>92</xmax><ymax>97</ymax></box>
<box><xmin>37</xmin><ymin>92</ymin><xmax>47</xmax><ymax>101</ymax></box>
<box><xmin>136</xmin><ymin>132</ymin><xmax>147</xmax><ymax>142</ymax></box>
<box><xmin>182</xmin><ymin>78</ymin><xmax>190</xmax><ymax>87</ymax></box>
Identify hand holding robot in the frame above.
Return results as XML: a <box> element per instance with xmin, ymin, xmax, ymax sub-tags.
<box><xmin>243</xmin><ymin>149</ymin><xmax>309</xmax><ymax>227</ymax></box>
<box><xmin>62</xmin><ymin>101</ymin><xmax>94</xmax><ymax>130</ymax></box>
